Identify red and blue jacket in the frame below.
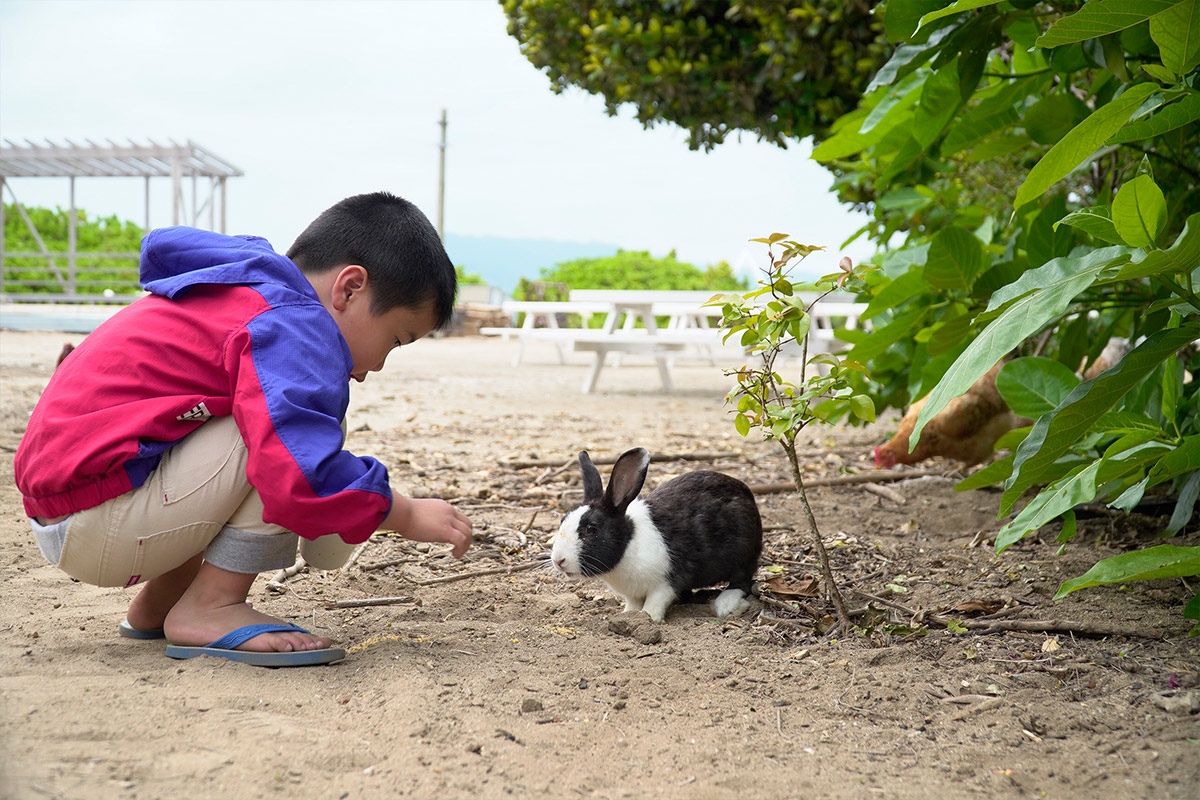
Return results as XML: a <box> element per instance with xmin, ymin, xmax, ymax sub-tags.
<box><xmin>14</xmin><ymin>226</ymin><xmax>391</xmax><ymax>543</ymax></box>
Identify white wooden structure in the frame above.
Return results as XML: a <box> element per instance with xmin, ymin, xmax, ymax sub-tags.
<box><xmin>0</xmin><ymin>139</ymin><xmax>243</xmax><ymax>302</ymax></box>
<box><xmin>481</xmin><ymin>289</ymin><xmax>868</xmax><ymax>393</ymax></box>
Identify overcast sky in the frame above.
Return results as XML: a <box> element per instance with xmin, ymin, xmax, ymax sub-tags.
<box><xmin>1</xmin><ymin>0</ymin><xmax>874</xmax><ymax>281</ymax></box>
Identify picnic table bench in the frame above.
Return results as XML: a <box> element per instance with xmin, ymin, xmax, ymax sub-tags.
<box><xmin>479</xmin><ymin>290</ymin><xmax>868</xmax><ymax>393</ymax></box>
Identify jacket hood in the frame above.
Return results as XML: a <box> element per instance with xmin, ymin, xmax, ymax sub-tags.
<box><xmin>139</xmin><ymin>226</ymin><xmax>316</xmax><ymax>301</ymax></box>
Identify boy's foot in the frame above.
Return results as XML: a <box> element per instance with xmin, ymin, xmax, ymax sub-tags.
<box><xmin>125</xmin><ymin>554</ymin><xmax>203</xmax><ymax>632</ymax></box>
<box><xmin>163</xmin><ymin>561</ymin><xmax>331</xmax><ymax>653</ymax></box>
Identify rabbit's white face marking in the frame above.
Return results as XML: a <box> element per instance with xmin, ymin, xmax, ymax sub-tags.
<box><xmin>550</xmin><ymin>507</ymin><xmax>587</xmax><ymax>577</ymax></box>
<box><xmin>596</xmin><ymin>499</ymin><xmax>670</xmax><ymax>600</ymax></box>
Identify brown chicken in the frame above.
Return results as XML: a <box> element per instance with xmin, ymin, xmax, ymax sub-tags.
<box><xmin>874</xmin><ymin>362</ymin><xmax>1020</xmax><ymax>468</ymax></box>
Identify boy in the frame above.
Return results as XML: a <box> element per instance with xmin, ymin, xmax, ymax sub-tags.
<box><xmin>14</xmin><ymin>191</ymin><xmax>472</xmax><ymax>667</ymax></box>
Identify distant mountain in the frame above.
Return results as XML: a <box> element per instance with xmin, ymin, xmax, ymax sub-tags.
<box><xmin>443</xmin><ymin>233</ymin><xmax>622</xmax><ymax>294</ymax></box>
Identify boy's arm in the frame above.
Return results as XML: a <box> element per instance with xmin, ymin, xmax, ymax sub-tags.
<box><xmin>227</xmin><ymin>308</ymin><xmax>391</xmax><ymax>542</ymax></box>
<box><xmin>381</xmin><ymin>495</ymin><xmax>472</xmax><ymax>559</ymax></box>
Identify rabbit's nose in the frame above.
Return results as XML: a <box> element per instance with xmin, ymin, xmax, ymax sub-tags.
<box><xmin>553</xmin><ymin>556</ymin><xmax>566</xmax><ymax>571</ymax></box>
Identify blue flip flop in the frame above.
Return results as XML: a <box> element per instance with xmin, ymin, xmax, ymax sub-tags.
<box><xmin>119</xmin><ymin>620</ymin><xmax>166</xmax><ymax>640</ymax></box>
<box><xmin>164</xmin><ymin>623</ymin><xmax>345</xmax><ymax>667</ymax></box>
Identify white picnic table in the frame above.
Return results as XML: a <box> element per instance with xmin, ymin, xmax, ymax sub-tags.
<box><xmin>480</xmin><ymin>289</ymin><xmax>867</xmax><ymax>393</ymax></box>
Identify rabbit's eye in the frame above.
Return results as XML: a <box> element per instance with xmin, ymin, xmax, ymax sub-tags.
<box><xmin>583</xmin><ymin>523</ymin><xmax>598</xmax><ymax>536</ymax></box>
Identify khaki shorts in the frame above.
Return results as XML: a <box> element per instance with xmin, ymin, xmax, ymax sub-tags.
<box><xmin>30</xmin><ymin>416</ymin><xmax>298</xmax><ymax>587</ymax></box>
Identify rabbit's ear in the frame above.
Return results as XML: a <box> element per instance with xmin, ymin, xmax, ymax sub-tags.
<box><xmin>605</xmin><ymin>447</ymin><xmax>650</xmax><ymax>512</ymax></box>
<box><xmin>579</xmin><ymin>450</ymin><xmax>603</xmax><ymax>503</ymax></box>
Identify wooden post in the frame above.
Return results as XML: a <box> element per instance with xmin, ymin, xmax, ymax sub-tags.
<box><xmin>68</xmin><ymin>176</ymin><xmax>77</xmax><ymax>296</ymax></box>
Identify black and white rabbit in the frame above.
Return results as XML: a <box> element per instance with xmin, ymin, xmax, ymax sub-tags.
<box><xmin>551</xmin><ymin>447</ymin><xmax>763</xmax><ymax>622</ymax></box>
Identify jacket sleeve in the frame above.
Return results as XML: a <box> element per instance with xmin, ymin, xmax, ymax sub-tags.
<box><xmin>226</xmin><ymin>304</ymin><xmax>391</xmax><ymax>543</ymax></box>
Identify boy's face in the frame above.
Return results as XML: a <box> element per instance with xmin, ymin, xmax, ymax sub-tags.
<box><xmin>342</xmin><ymin>298</ymin><xmax>439</xmax><ymax>383</ymax></box>
<box><xmin>319</xmin><ymin>264</ymin><xmax>440</xmax><ymax>382</ymax></box>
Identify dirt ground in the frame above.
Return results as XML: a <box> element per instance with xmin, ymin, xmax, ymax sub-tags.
<box><xmin>1</xmin><ymin>330</ymin><xmax>1197</xmax><ymax>800</ymax></box>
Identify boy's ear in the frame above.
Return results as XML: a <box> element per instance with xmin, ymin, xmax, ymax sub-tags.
<box><xmin>329</xmin><ymin>265</ymin><xmax>368</xmax><ymax>311</ymax></box>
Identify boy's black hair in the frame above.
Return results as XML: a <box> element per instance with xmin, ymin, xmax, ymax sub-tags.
<box><xmin>287</xmin><ymin>191</ymin><xmax>456</xmax><ymax>328</ymax></box>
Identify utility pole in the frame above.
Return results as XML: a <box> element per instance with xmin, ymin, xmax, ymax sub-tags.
<box><xmin>437</xmin><ymin>109</ymin><xmax>447</xmax><ymax>240</ymax></box>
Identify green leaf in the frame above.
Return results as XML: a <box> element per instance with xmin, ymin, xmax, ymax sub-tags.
<box><xmin>849</xmin><ymin>394</ymin><xmax>876</xmax><ymax>423</ymax></box>
<box><xmin>1035</xmin><ymin>0</ymin><xmax>1183</xmax><ymax>48</ymax></box>
<box><xmin>1058</xmin><ymin>509</ymin><xmax>1078</xmax><ymax>544</ymax></box>
<box><xmin>986</xmin><ymin>246</ymin><xmax>1132</xmax><ymax>312</ymax></box>
<box><xmin>862</xmin><ymin>72</ymin><xmax>926</xmax><ymax>134</ymax></box>
<box><xmin>1024</xmin><ymin>93</ymin><xmax>1088</xmax><ymax>145</ymax></box>
<box><xmin>955</xmin><ymin>454</ymin><xmax>1014</xmax><ymax>491</ymax></box>
<box><xmin>1055</xmin><ymin>206</ymin><xmax>1129</xmax><ymax>245</ymax></box>
<box><xmin>863</xmin><ymin>268</ymin><xmax>927</xmax><ymax>320</ymax></box>
<box><xmin>1095</xmin><ymin>411</ymin><xmax>1165</xmax><ymax>435</ymax></box>
<box><xmin>1002</xmin><ymin>322</ymin><xmax>1200</xmax><ymax>512</ymax></box>
<box><xmin>910</xmin><ymin>247</ymin><xmax>1134</xmax><ymax>451</ymax></box>
<box><xmin>1110</xmin><ymin>475</ymin><xmax>1151</xmax><ymax>512</ymax></box>
<box><xmin>1163</xmin><ymin>470</ymin><xmax>1200</xmax><ymax>536</ymax></box>
<box><xmin>1111</xmin><ymin>174</ymin><xmax>1167</xmax><ymax>247</ymax></box>
<box><xmin>996</xmin><ymin>461</ymin><xmax>1101</xmax><ymax>552</ymax></box>
<box><xmin>1115</xmin><ymin>212</ymin><xmax>1200</xmax><ymax>279</ymax></box>
<box><xmin>924</xmin><ymin>226</ymin><xmax>987</xmax><ymax>291</ymax></box>
<box><xmin>1014</xmin><ymin>83</ymin><xmax>1159</xmax><ymax>209</ymax></box>
<box><xmin>1142</xmin><ymin>63</ymin><xmax>1179</xmax><ymax>82</ymax></box>
<box><xmin>1150</xmin><ymin>0</ymin><xmax>1200</xmax><ymax>73</ymax></box>
<box><xmin>916</xmin><ymin>0</ymin><xmax>1004</xmax><ymax>34</ymax></box>
<box><xmin>995</xmin><ymin>357</ymin><xmax>1081</xmax><ymax>419</ymax></box>
<box><xmin>1148</xmin><ymin>434</ymin><xmax>1200</xmax><ymax>486</ymax></box>
<box><xmin>735</xmin><ymin>414</ymin><xmax>751</xmax><ymax>437</ymax></box>
<box><xmin>870</xmin><ymin>24</ymin><xmax>959</xmax><ymax>90</ymax></box>
<box><xmin>1109</xmin><ymin>93</ymin><xmax>1200</xmax><ymax>143</ymax></box>
<box><xmin>1053</xmin><ymin>544</ymin><xmax>1200</xmax><ymax>599</ymax></box>
<box><xmin>847</xmin><ymin>306</ymin><xmax>926</xmax><ymax>363</ymax></box>
<box><xmin>1186</xmin><ymin>591</ymin><xmax>1200</xmax><ymax>620</ymax></box>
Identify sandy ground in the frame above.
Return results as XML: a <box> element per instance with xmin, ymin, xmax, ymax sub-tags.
<box><xmin>1</xmin><ymin>329</ymin><xmax>1197</xmax><ymax>800</ymax></box>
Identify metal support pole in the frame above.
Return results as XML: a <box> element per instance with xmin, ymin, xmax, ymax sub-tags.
<box><xmin>68</xmin><ymin>176</ymin><xmax>77</xmax><ymax>296</ymax></box>
<box><xmin>437</xmin><ymin>108</ymin><xmax>447</xmax><ymax>240</ymax></box>
<box><xmin>191</xmin><ymin>174</ymin><xmax>197</xmax><ymax>227</ymax></box>
<box><xmin>209</xmin><ymin>176</ymin><xmax>215</xmax><ymax>230</ymax></box>
<box><xmin>171</xmin><ymin>158</ymin><xmax>181</xmax><ymax>226</ymax></box>
<box><xmin>144</xmin><ymin>175</ymin><xmax>150</xmax><ymax>233</ymax></box>
<box><xmin>0</xmin><ymin>177</ymin><xmax>5</xmax><ymax>300</ymax></box>
<box><xmin>220</xmin><ymin>177</ymin><xmax>227</xmax><ymax>233</ymax></box>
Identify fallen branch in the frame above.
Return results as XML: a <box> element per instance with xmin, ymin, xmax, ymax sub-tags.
<box><xmin>360</xmin><ymin>556</ymin><xmax>421</xmax><ymax>572</ymax></box>
<box><xmin>851</xmin><ymin>589</ymin><xmax>1168</xmax><ymax>639</ymax></box>
<box><xmin>407</xmin><ymin>559</ymin><xmax>546</xmax><ymax>586</ymax></box>
<box><xmin>748</xmin><ymin>468</ymin><xmax>944</xmax><ymax>495</ymax></box>
<box><xmin>501</xmin><ymin>450</ymin><xmax>744</xmax><ymax>469</ymax></box>
<box><xmin>325</xmin><ymin>595</ymin><xmax>416</xmax><ymax>610</ymax></box>
<box><xmin>266</xmin><ymin>558</ymin><xmax>306</xmax><ymax>591</ymax></box>
<box><xmin>863</xmin><ymin>482</ymin><xmax>907</xmax><ymax>504</ymax></box>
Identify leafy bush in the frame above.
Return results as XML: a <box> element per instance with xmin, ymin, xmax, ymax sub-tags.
<box><xmin>456</xmin><ymin>265</ymin><xmax>484</xmax><ymax>284</ymax></box>
<box><xmin>527</xmin><ymin>249</ymin><xmax>748</xmax><ymax>293</ymax></box>
<box><xmin>810</xmin><ymin>0</ymin><xmax>1200</xmax><ymax>624</ymax></box>
<box><xmin>3</xmin><ymin>204</ymin><xmax>143</xmax><ymax>296</ymax></box>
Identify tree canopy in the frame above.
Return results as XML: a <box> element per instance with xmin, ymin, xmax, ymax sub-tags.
<box><xmin>502</xmin><ymin>0</ymin><xmax>888</xmax><ymax>150</ymax></box>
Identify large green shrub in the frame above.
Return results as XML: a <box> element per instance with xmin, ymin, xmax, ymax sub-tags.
<box><xmin>811</xmin><ymin>0</ymin><xmax>1200</xmax><ymax>621</ymax></box>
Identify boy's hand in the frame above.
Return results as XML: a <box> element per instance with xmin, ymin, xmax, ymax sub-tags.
<box><xmin>388</xmin><ymin>498</ymin><xmax>472</xmax><ymax>558</ymax></box>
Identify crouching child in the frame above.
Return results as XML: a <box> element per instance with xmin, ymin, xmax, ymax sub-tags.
<box><xmin>14</xmin><ymin>191</ymin><xmax>472</xmax><ymax>667</ymax></box>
